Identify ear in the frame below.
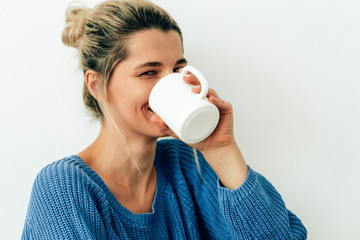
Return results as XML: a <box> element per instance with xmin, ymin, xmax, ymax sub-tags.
<box><xmin>85</xmin><ymin>69</ymin><xmax>102</xmax><ymax>101</ymax></box>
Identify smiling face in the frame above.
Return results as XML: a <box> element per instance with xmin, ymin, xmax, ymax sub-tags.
<box><xmin>106</xmin><ymin>29</ymin><xmax>187</xmax><ymax>140</ymax></box>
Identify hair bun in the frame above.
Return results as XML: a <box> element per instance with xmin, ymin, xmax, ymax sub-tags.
<box><xmin>62</xmin><ymin>6</ymin><xmax>90</xmax><ymax>48</ymax></box>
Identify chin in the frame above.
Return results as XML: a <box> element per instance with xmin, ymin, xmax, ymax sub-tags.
<box><xmin>153</xmin><ymin>131</ymin><xmax>169</xmax><ymax>138</ymax></box>
<box><xmin>141</xmin><ymin>127</ymin><xmax>168</xmax><ymax>140</ymax></box>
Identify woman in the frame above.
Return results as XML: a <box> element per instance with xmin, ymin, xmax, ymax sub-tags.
<box><xmin>22</xmin><ymin>0</ymin><xmax>307</xmax><ymax>239</ymax></box>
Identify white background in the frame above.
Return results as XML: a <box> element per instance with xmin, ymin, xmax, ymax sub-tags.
<box><xmin>1</xmin><ymin>0</ymin><xmax>359</xmax><ymax>239</ymax></box>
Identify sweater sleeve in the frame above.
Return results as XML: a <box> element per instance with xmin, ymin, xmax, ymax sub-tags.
<box><xmin>21</xmin><ymin>160</ymin><xmax>109</xmax><ymax>240</ymax></box>
<box><xmin>218</xmin><ymin>166</ymin><xmax>307</xmax><ymax>240</ymax></box>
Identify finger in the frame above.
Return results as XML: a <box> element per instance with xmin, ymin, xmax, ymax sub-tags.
<box><xmin>192</xmin><ymin>87</ymin><xmax>219</xmax><ymax>99</ymax></box>
<box><xmin>151</xmin><ymin>115</ymin><xmax>178</xmax><ymax>138</ymax></box>
<box><xmin>151</xmin><ymin>115</ymin><xmax>169</xmax><ymax>130</ymax></box>
<box><xmin>183</xmin><ymin>72</ymin><xmax>201</xmax><ymax>86</ymax></box>
<box><xmin>208</xmin><ymin>95</ymin><xmax>232</xmax><ymax>114</ymax></box>
<box><xmin>192</xmin><ymin>85</ymin><xmax>201</xmax><ymax>93</ymax></box>
<box><xmin>206</xmin><ymin>88</ymin><xmax>219</xmax><ymax>98</ymax></box>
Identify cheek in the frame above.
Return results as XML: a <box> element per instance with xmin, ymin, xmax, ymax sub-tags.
<box><xmin>111</xmin><ymin>87</ymin><xmax>151</xmax><ymax>111</ymax></box>
<box><xmin>135</xmin><ymin>82</ymin><xmax>156</xmax><ymax>102</ymax></box>
<box><xmin>107</xmin><ymin>85</ymin><xmax>130</xmax><ymax>111</ymax></box>
<box><xmin>108</xmin><ymin>79</ymin><xmax>154</xmax><ymax>108</ymax></box>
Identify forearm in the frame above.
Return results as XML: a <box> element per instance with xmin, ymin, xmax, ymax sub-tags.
<box><xmin>217</xmin><ymin>167</ymin><xmax>307</xmax><ymax>240</ymax></box>
<box><xmin>201</xmin><ymin>142</ymin><xmax>248</xmax><ymax>189</ymax></box>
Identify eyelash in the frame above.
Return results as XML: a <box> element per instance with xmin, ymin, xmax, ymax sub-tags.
<box><xmin>140</xmin><ymin>71</ymin><xmax>158</xmax><ymax>76</ymax></box>
<box><xmin>140</xmin><ymin>68</ymin><xmax>181</xmax><ymax>77</ymax></box>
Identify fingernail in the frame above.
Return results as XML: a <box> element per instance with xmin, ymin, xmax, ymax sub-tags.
<box><xmin>193</xmin><ymin>85</ymin><xmax>201</xmax><ymax>89</ymax></box>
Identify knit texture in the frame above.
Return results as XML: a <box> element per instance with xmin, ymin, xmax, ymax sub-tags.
<box><xmin>22</xmin><ymin>139</ymin><xmax>307</xmax><ymax>239</ymax></box>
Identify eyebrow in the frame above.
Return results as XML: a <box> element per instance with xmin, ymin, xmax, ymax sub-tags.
<box><xmin>135</xmin><ymin>58</ymin><xmax>187</xmax><ymax>70</ymax></box>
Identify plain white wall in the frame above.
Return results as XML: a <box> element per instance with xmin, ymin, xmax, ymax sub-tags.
<box><xmin>1</xmin><ymin>0</ymin><xmax>359</xmax><ymax>239</ymax></box>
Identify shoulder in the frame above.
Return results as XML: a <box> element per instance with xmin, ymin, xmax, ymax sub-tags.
<box><xmin>32</xmin><ymin>155</ymin><xmax>95</xmax><ymax>201</ymax></box>
<box><xmin>35</xmin><ymin>155</ymin><xmax>87</xmax><ymax>184</ymax></box>
<box><xmin>24</xmin><ymin>156</ymin><xmax>110</xmax><ymax>239</ymax></box>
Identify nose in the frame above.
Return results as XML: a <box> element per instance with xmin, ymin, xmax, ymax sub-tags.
<box><xmin>155</xmin><ymin>68</ymin><xmax>176</xmax><ymax>84</ymax></box>
<box><xmin>162</xmin><ymin>68</ymin><xmax>176</xmax><ymax>78</ymax></box>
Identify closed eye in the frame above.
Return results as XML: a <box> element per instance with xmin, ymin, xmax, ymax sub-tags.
<box><xmin>139</xmin><ymin>70</ymin><xmax>158</xmax><ymax>76</ymax></box>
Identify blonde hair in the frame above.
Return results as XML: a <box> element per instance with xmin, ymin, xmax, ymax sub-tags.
<box><xmin>62</xmin><ymin>0</ymin><xmax>182</xmax><ymax>118</ymax></box>
<box><xmin>61</xmin><ymin>0</ymin><xmax>201</xmax><ymax>173</ymax></box>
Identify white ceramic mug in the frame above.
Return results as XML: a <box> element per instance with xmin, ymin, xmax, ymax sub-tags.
<box><xmin>149</xmin><ymin>66</ymin><xmax>220</xmax><ymax>144</ymax></box>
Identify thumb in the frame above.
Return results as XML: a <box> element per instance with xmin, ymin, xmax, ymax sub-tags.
<box><xmin>151</xmin><ymin>115</ymin><xmax>168</xmax><ymax>131</ymax></box>
<box><xmin>151</xmin><ymin>115</ymin><xmax>178</xmax><ymax>139</ymax></box>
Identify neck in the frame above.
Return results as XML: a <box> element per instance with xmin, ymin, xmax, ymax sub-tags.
<box><xmin>78</xmin><ymin>120</ymin><xmax>158</xmax><ymax>190</ymax></box>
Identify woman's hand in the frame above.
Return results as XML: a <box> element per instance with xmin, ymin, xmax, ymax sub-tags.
<box><xmin>151</xmin><ymin>69</ymin><xmax>235</xmax><ymax>153</ymax></box>
<box><xmin>151</xmin><ymin>70</ymin><xmax>248</xmax><ymax>189</ymax></box>
<box><xmin>179</xmin><ymin>74</ymin><xmax>236</xmax><ymax>154</ymax></box>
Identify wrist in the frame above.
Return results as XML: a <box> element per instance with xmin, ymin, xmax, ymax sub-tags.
<box><xmin>202</xmin><ymin>142</ymin><xmax>248</xmax><ymax>189</ymax></box>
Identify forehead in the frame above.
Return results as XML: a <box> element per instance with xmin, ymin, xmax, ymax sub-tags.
<box><xmin>126</xmin><ymin>29</ymin><xmax>183</xmax><ymax>63</ymax></box>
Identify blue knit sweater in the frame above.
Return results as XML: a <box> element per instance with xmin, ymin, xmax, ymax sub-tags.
<box><xmin>22</xmin><ymin>139</ymin><xmax>307</xmax><ymax>239</ymax></box>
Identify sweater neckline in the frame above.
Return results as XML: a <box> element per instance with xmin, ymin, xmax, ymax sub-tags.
<box><xmin>70</xmin><ymin>148</ymin><xmax>166</xmax><ymax>226</ymax></box>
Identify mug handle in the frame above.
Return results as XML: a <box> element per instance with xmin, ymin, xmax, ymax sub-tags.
<box><xmin>180</xmin><ymin>66</ymin><xmax>208</xmax><ymax>99</ymax></box>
